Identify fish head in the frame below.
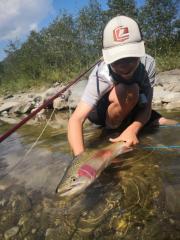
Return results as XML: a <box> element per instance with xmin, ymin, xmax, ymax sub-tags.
<box><xmin>56</xmin><ymin>164</ymin><xmax>97</xmax><ymax>198</ymax></box>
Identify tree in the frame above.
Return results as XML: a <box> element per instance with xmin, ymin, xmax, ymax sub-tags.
<box><xmin>76</xmin><ymin>0</ymin><xmax>106</xmax><ymax>63</ymax></box>
<box><xmin>138</xmin><ymin>0</ymin><xmax>179</xmax><ymax>57</ymax></box>
<box><xmin>139</xmin><ymin>0</ymin><xmax>178</xmax><ymax>41</ymax></box>
<box><xmin>107</xmin><ymin>0</ymin><xmax>138</xmax><ymax>19</ymax></box>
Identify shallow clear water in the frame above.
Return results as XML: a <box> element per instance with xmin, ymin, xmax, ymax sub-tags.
<box><xmin>0</xmin><ymin>110</ymin><xmax>180</xmax><ymax>240</ymax></box>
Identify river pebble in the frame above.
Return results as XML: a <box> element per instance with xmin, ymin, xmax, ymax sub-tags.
<box><xmin>11</xmin><ymin>194</ymin><xmax>32</xmax><ymax>213</ymax></box>
<box><xmin>0</xmin><ymin>181</ymin><xmax>11</xmax><ymax>191</ymax></box>
<box><xmin>0</xmin><ymin>199</ymin><xmax>7</xmax><ymax>208</ymax></box>
<box><xmin>45</xmin><ymin>228</ymin><xmax>60</xmax><ymax>240</ymax></box>
<box><xmin>4</xmin><ymin>226</ymin><xmax>19</xmax><ymax>239</ymax></box>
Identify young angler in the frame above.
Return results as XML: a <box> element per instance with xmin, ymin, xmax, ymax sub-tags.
<box><xmin>68</xmin><ymin>15</ymin><xmax>176</xmax><ymax>157</ymax></box>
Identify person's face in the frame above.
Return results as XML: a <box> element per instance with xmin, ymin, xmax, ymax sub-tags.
<box><xmin>110</xmin><ymin>57</ymin><xmax>140</xmax><ymax>80</ymax></box>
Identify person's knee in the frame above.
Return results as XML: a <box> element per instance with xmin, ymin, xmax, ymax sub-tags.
<box><xmin>109</xmin><ymin>83</ymin><xmax>139</xmax><ymax>107</ymax></box>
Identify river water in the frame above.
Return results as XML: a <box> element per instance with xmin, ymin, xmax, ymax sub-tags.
<box><xmin>0</xmin><ymin>110</ymin><xmax>180</xmax><ymax>240</ymax></box>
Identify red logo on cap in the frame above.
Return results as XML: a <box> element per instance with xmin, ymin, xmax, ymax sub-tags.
<box><xmin>113</xmin><ymin>26</ymin><xmax>129</xmax><ymax>42</ymax></box>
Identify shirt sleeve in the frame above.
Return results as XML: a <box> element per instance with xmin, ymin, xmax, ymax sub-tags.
<box><xmin>81</xmin><ymin>62</ymin><xmax>113</xmax><ymax>107</ymax></box>
<box><xmin>139</xmin><ymin>55</ymin><xmax>156</xmax><ymax>98</ymax></box>
<box><xmin>146</xmin><ymin>56</ymin><xmax>156</xmax><ymax>87</ymax></box>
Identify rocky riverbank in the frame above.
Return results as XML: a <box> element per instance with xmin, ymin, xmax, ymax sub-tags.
<box><xmin>0</xmin><ymin>69</ymin><xmax>180</xmax><ymax>125</ymax></box>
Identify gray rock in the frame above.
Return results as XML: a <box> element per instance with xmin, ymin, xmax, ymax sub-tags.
<box><xmin>165</xmin><ymin>101</ymin><xmax>180</xmax><ymax>110</ymax></box>
<box><xmin>43</xmin><ymin>86</ymin><xmax>69</xmax><ymax>100</ymax></box>
<box><xmin>3</xmin><ymin>94</ymin><xmax>14</xmax><ymax>100</ymax></box>
<box><xmin>53</xmin><ymin>82</ymin><xmax>61</xmax><ymax>87</ymax></box>
<box><xmin>1</xmin><ymin>111</ymin><xmax>8</xmax><ymax>117</ymax></box>
<box><xmin>42</xmin><ymin>86</ymin><xmax>71</xmax><ymax>110</ymax></box>
<box><xmin>33</xmin><ymin>96</ymin><xmax>43</xmax><ymax>103</ymax></box>
<box><xmin>68</xmin><ymin>80</ymin><xmax>88</xmax><ymax>108</ymax></box>
<box><xmin>153</xmin><ymin>86</ymin><xmax>167</xmax><ymax>101</ymax></box>
<box><xmin>162</xmin><ymin>92</ymin><xmax>180</xmax><ymax>103</ymax></box>
<box><xmin>19</xmin><ymin>102</ymin><xmax>34</xmax><ymax>114</ymax></box>
<box><xmin>9</xmin><ymin>102</ymin><xmax>34</xmax><ymax>115</ymax></box>
<box><xmin>153</xmin><ymin>81</ymin><xmax>180</xmax><ymax>110</ymax></box>
<box><xmin>0</xmin><ymin>102</ymin><xmax>19</xmax><ymax>113</ymax></box>
<box><xmin>0</xmin><ymin>116</ymin><xmax>20</xmax><ymax>124</ymax></box>
<box><xmin>156</xmin><ymin>69</ymin><xmax>180</xmax><ymax>85</ymax></box>
<box><xmin>53</xmin><ymin>98</ymin><xmax>68</xmax><ymax>110</ymax></box>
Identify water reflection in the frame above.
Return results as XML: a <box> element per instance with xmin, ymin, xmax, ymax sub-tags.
<box><xmin>0</xmin><ymin>110</ymin><xmax>180</xmax><ymax>239</ymax></box>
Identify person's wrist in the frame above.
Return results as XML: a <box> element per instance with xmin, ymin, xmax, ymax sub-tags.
<box><xmin>128</xmin><ymin>121</ymin><xmax>142</xmax><ymax>134</ymax></box>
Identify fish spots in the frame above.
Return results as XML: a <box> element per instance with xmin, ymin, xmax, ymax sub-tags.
<box><xmin>78</xmin><ymin>164</ymin><xmax>97</xmax><ymax>179</ymax></box>
<box><xmin>93</xmin><ymin>150</ymin><xmax>112</xmax><ymax>160</ymax></box>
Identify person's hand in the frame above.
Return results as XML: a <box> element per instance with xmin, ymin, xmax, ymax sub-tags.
<box><xmin>109</xmin><ymin>127</ymin><xmax>139</xmax><ymax>147</ymax></box>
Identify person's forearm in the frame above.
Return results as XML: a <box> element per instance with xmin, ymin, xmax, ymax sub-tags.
<box><xmin>128</xmin><ymin>104</ymin><xmax>152</xmax><ymax>134</ymax></box>
<box><xmin>68</xmin><ymin>117</ymin><xmax>85</xmax><ymax>156</ymax></box>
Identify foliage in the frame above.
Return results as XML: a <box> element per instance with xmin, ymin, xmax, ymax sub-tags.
<box><xmin>0</xmin><ymin>0</ymin><xmax>179</xmax><ymax>94</ymax></box>
<box><xmin>138</xmin><ymin>0</ymin><xmax>178</xmax><ymax>40</ymax></box>
<box><xmin>76</xmin><ymin>0</ymin><xmax>106</xmax><ymax>61</ymax></box>
<box><xmin>107</xmin><ymin>0</ymin><xmax>138</xmax><ymax>19</ymax></box>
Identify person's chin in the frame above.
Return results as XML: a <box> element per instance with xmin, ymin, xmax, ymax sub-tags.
<box><xmin>120</xmin><ymin>74</ymin><xmax>133</xmax><ymax>80</ymax></box>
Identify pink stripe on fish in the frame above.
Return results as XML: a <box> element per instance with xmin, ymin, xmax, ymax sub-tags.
<box><xmin>93</xmin><ymin>149</ymin><xmax>112</xmax><ymax>160</ymax></box>
<box><xmin>78</xmin><ymin>164</ymin><xmax>97</xmax><ymax>179</ymax></box>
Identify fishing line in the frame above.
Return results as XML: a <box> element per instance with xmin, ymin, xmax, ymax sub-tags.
<box><xmin>0</xmin><ymin>108</ymin><xmax>56</xmax><ymax>179</ymax></box>
<box><xmin>23</xmin><ymin>108</ymin><xmax>56</xmax><ymax>158</ymax></box>
<box><xmin>159</xmin><ymin>123</ymin><xmax>180</xmax><ymax>128</ymax></box>
<box><xmin>142</xmin><ymin>145</ymin><xmax>180</xmax><ymax>150</ymax></box>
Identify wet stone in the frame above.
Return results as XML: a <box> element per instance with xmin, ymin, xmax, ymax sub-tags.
<box><xmin>11</xmin><ymin>194</ymin><xmax>32</xmax><ymax>213</ymax></box>
<box><xmin>45</xmin><ymin>228</ymin><xmax>61</xmax><ymax>240</ymax></box>
<box><xmin>23</xmin><ymin>236</ymin><xmax>36</xmax><ymax>240</ymax></box>
<box><xmin>0</xmin><ymin>181</ymin><xmax>11</xmax><ymax>191</ymax></box>
<box><xmin>18</xmin><ymin>215</ymin><xmax>29</xmax><ymax>226</ymax></box>
<box><xmin>31</xmin><ymin>228</ymin><xmax>37</xmax><ymax>234</ymax></box>
<box><xmin>17</xmin><ymin>213</ymin><xmax>37</xmax><ymax>237</ymax></box>
<box><xmin>0</xmin><ymin>199</ymin><xmax>7</xmax><ymax>208</ymax></box>
<box><xmin>4</xmin><ymin>226</ymin><xmax>20</xmax><ymax>239</ymax></box>
<box><xmin>0</xmin><ymin>211</ymin><xmax>19</xmax><ymax>230</ymax></box>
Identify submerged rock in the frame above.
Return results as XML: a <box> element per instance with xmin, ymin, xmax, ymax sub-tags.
<box><xmin>45</xmin><ymin>228</ymin><xmax>60</xmax><ymax>240</ymax></box>
<box><xmin>0</xmin><ymin>181</ymin><xmax>12</xmax><ymax>191</ymax></box>
<box><xmin>4</xmin><ymin>226</ymin><xmax>19</xmax><ymax>239</ymax></box>
<box><xmin>11</xmin><ymin>194</ymin><xmax>32</xmax><ymax>213</ymax></box>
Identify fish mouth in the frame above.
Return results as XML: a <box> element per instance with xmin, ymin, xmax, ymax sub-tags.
<box><xmin>57</xmin><ymin>178</ymin><xmax>91</xmax><ymax>198</ymax></box>
<box><xmin>57</xmin><ymin>186</ymin><xmax>84</xmax><ymax>198</ymax></box>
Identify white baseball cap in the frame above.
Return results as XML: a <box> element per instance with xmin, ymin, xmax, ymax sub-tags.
<box><xmin>102</xmin><ymin>15</ymin><xmax>145</xmax><ymax>64</ymax></box>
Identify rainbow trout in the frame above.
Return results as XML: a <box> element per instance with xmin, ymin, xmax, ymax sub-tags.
<box><xmin>56</xmin><ymin>142</ymin><xmax>132</xmax><ymax>198</ymax></box>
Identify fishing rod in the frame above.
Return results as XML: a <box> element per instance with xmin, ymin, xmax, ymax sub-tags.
<box><xmin>0</xmin><ymin>58</ymin><xmax>102</xmax><ymax>143</ymax></box>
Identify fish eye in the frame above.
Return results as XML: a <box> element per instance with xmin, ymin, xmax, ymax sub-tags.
<box><xmin>71</xmin><ymin>176</ymin><xmax>77</xmax><ymax>182</ymax></box>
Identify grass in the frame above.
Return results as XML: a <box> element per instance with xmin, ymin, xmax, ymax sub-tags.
<box><xmin>156</xmin><ymin>53</ymin><xmax>180</xmax><ymax>72</ymax></box>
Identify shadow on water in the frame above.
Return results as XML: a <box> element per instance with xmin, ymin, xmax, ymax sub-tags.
<box><xmin>0</xmin><ymin>110</ymin><xmax>180</xmax><ymax>239</ymax></box>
